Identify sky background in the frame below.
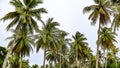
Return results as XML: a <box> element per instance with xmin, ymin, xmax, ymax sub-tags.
<box><xmin>0</xmin><ymin>0</ymin><xmax>120</xmax><ymax>66</ymax></box>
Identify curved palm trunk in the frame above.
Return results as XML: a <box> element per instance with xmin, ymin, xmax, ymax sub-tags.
<box><xmin>96</xmin><ymin>23</ymin><xmax>101</xmax><ymax>68</ymax></box>
<box><xmin>43</xmin><ymin>46</ymin><xmax>47</xmax><ymax>68</ymax></box>
<box><xmin>2</xmin><ymin>42</ymin><xmax>14</xmax><ymax>68</ymax></box>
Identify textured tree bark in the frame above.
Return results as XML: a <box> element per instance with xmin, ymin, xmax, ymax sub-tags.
<box><xmin>96</xmin><ymin>23</ymin><xmax>101</xmax><ymax>68</ymax></box>
<box><xmin>19</xmin><ymin>53</ymin><xmax>22</xmax><ymax>68</ymax></box>
<box><xmin>2</xmin><ymin>43</ymin><xmax>14</xmax><ymax>68</ymax></box>
<box><xmin>43</xmin><ymin>46</ymin><xmax>46</xmax><ymax>68</ymax></box>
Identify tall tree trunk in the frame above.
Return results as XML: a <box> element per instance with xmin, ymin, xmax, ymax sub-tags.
<box><xmin>76</xmin><ymin>50</ymin><xmax>78</xmax><ymax>68</ymax></box>
<box><xmin>116</xmin><ymin>58</ymin><xmax>117</xmax><ymax>68</ymax></box>
<box><xmin>43</xmin><ymin>46</ymin><xmax>47</xmax><ymax>68</ymax></box>
<box><xmin>60</xmin><ymin>53</ymin><xmax>62</xmax><ymax>68</ymax></box>
<box><xmin>102</xmin><ymin>50</ymin><xmax>105</xmax><ymax>68</ymax></box>
<box><xmin>96</xmin><ymin>23</ymin><xmax>101</xmax><ymax>68</ymax></box>
<box><xmin>105</xmin><ymin>50</ymin><xmax>108</xmax><ymax>68</ymax></box>
<box><xmin>2</xmin><ymin>42</ymin><xmax>14</xmax><ymax>68</ymax></box>
<box><xmin>19</xmin><ymin>53</ymin><xmax>22</xmax><ymax>68</ymax></box>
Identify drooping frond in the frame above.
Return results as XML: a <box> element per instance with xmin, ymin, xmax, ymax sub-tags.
<box><xmin>83</xmin><ymin>5</ymin><xmax>96</xmax><ymax>14</ymax></box>
<box><xmin>1</xmin><ymin>12</ymin><xmax>19</xmax><ymax>21</ymax></box>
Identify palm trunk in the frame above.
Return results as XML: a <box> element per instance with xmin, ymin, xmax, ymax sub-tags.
<box><xmin>2</xmin><ymin>47</ymin><xmax>11</xmax><ymax>68</ymax></box>
<box><xmin>60</xmin><ymin>53</ymin><xmax>62</xmax><ymax>68</ymax></box>
<box><xmin>19</xmin><ymin>53</ymin><xmax>22</xmax><ymax>68</ymax></box>
<box><xmin>116</xmin><ymin>58</ymin><xmax>117</xmax><ymax>68</ymax></box>
<box><xmin>2</xmin><ymin>42</ymin><xmax>14</xmax><ymax>68</ymax></box>
<box><xmin>96</xmin><ymin>22</ymin><xmax>101</xmax><ymax>68</ymax></box>
<box><xmin>102</xmin><ymin>50</ymin><xmax>105</xmax><ymax>68</ymax></box>
<box><xmin>76</xmin><ymin>50</ymin><xmax>79</xmax><ymax>68</ymax></box>
<box><xmin>105</xmin><ymin>50</ymin><xmax>108</xmax><ymax>68</ymax></box>
<box><xmin>50</xmin><ymin>62</ymin><xmax>52</xmax><ymax>68</ymax></box>
<box><xmin>110</xmin><ymin>14</ymin><xmax>117</xmax><ymax>32</ymax></box>
<box><xmin>43</xmin><ymin>46</ymin><xmax>47</xmax><ymax>68</ymax></box>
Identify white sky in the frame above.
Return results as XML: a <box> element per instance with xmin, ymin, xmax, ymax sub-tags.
<box><xmin>0</xmin><ymin>0</ymin><xmax>120</xmax><ymax>66</ymax></box>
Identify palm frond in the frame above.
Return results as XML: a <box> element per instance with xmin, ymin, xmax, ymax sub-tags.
<box><xmin>1</xmin><ymin>12</ymin><xmax>19</xmax><ymax>21</ymax></box>
<box><xmin>83</xmin><ymin>5</ymin><xmax>96</xmax><ymax>14</ymax></box>
<box><xmin>6</xmin><ymin>16</ymin><xmax>20</xmax><ymax>31</ymax></box>
<box><xmin>10</xmin><ymin>0</ymin><xmax>23</xmax><ymax>8</ymax></box>
<box><xmin>28</xmin><ymin>0</ymin><xmax>43</xmax><ymax>8</ymax></box>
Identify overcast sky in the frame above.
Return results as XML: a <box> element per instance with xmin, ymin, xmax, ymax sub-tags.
<box><xmin>0</xmin><ymin>0</ymin><xmax>120</xmax><ymax>66</ymax></box>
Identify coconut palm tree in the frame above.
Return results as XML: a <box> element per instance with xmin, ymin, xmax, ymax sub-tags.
<box><xmin>35</xmin><ymin>18</ymin><xmax>64</xmax><ymax>68</ymax></box>
<box><xmin>0</xmin><ymin>46</ymin><xmax>7</xmax><ymax>67</ymax></box>
<box><xmin>71</xmin><ymin>32</ymin><xmax>88</xmax><ymax>68</ymax></box>
<box><xmin>2</xmin><ymin>29</ymin><xmax>17</xmax><ymax>68</ymax></box>
<box><xmin>11</xmin><ymin>28</ymin><xmax>34</xmax><ymax>68</ymax></box>
<box><xmin>8</xmin><ymin>54</ymin><xmax>30</xmax><ymax>68</ymax></box>
<box><xmin>83</xmin><ymin>0</ymin><xmax>112</xmax><ymax>67</ymax></box>
<box><xmin>58</xmin><ymin>32</ymin><xmax>70</xmax><ymax>68</ymax></box>
<box><xmin>2</xmin><ymin>0</ymin><xmax>47</xmax><ymax>68</ymax></box>
<box><xmin>111</xmin><ymin>47</ymin><xmax>119</xmax><ymax>68</ymax></box>
<box><xmin>68</xmin><ymin>47</ymin><xmax>76</xmax><ymax>68</ymax></box>
<box><xmin>5</xmin><ymin>29</ymin><xmax>34</xmax><ymax>68</ymax></box>
<box><xmin>1</xmin><ymin>0</ymin><xmax>47</xmax><ymax>32</ymax></box>
<box><xmin>99</xmin><ymin>27</ymin><xmax>117</xmax><ymax>68</ymax></box>
<box><xmin>8</xmin><ymin>55</ymin><xmax>19</xmax><ymax>68</ymax></box>
<box><xmin>110</xmin><ymin>1</ymin><xmax>120</xmax><ymax>32</ymax></box>
<box><xmin>31</xmin><ymin>64</ymin><xmax>39</xmax><ymax>68</ymax></box>
<box><xmin>46</xmin><ymin>50</ymin><xmax>60</xmax><ymax>68</ymax></box>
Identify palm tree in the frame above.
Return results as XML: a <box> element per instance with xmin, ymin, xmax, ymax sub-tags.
<box><xmin>110</xmin><ymin>1</ymin><xmax>120</xmax><ymax>32</ymax></box>
<box><xmin>99</xmin><ymin>27</ymin><xmax>117</xmax><ymax>68</ymax></box>
<box><xmin>71</xmin><ymin>32</ymin><xmax>88</xmax><ymax>68</ymax></box>
<box><xmin>35</xmin><ymin>18</ymin><xmax>63</xmax><ymax>68</ymax></box>
<box><xmin>68</xmin><ymin>47</ymin><xmax>76</xmax><ymax>68</ymax></box>
<box><xmin>46</xmin><ymin>50</ymin><xmax>60</xmax><ymax>68</ymax></box>
<box><xmin>31</xmin><ymin>64</ymin><xmax>39</xmax><ymax>68</ymax></box>
<box><xmin>2</xmin><ymin>29</ymin><xmax>17</xmax><ymax>68</ymax></box>
<box><xmin>1</xmin><ymin>0</ymin><xmax>47</xmax><ymax>32</ymax></box>
<box><xmin>8</xmin><ymin>55</ymin><xmax>19</xmax><ymax>68</ymax></box>
<box><xmin>11</xmin><ymin>28</ymin><xmax>34</xmax><ymax>68</ymax></box>
<box><xmin>112</xmin><ymin>47</ymin><xmax>119</xmax><ymax>68</ymax></box>
<box><xmin>2</xmin><ymin>0</ymin><xmax>47</xmax><ymax>68</ymax></box>
<box><xmin>4</xmin><ymin>29</ymin><xmax>34</xmax><ymax>68</ymax></box>
<box><xmin>0</xmin><ymin>46</ymin><xmax>7</xmax><ymax>67</ymax></box>
<box><xmin>8</xmin><ymin>55</ymin><xmax>30</xmax><ymax>68</ymax></box>
<box><xmin>83</xmin><ymin>0</ymin><xmax>112</xmax><ymax>67</ymax></box>
<box><xmin>58</xmin><ymin>32</ymin><xmax>70</xmax><ymax>68</ymax></box>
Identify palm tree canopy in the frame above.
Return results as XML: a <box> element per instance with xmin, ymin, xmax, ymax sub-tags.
<box><xmin>35</xmin><ymin>18</ymin><xmax>65</xmax><ymax>52</ymax></box>
<box><xmin>46</xmin><ymin>50</ymin><xmax>60</xmax><ymax>64</ymax></box>
<box><xmin>72</xmin><ymin>32</ymin><xmax>89</xmax><ymax>60</ymax></box>
<box><xmin>72</xmin><ymin>32</ymin><xmax>88</xmax><ymax>51</ymax></box>
<box><xmin>0</xmin><ymin>46</ymin><xmax>7</xmax><ymax>67</ymax></box>
<box><xmin>99</xmin><ymin>27</ymin><xmax>117</xmax><ymax>50</ymax></box>
<box><xmin>83</xmin><ymin>0</ymin><xmax>112</xmax><ymax>25</ymax></box>
<box><xmin>1</xmin><ymin>0</ymin><xmax>47</xmax><ymax>33</ymax></box>
<box><xmin>110</xmin><ymin>5</ymin><xmax>120</xmax><ymax>32</ymax></box>
<box><xmin>7</xmin><ymin>29</ymin><xmax>34</xmax><ymax>57</ymax></box>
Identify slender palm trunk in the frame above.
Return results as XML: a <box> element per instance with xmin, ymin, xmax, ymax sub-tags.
<box><xmin>105</xmin><ymin>50</ymin><xmax>108</xmax><ymax>68</ymax></box>
<box><xmin>102</xmin><ymin>50</ymin><xmax>105</xmax><ymax>68</ymax></box>
<box><xmin>2</xmin><ymin>42</ymin><xmax>14</xmax><ymax>68</ymax></box>
<box><xmin>110</xmin><ymin>16</ymin><xmax>116</xmax><ymax>32</ymax></box>
<box><xmin>96</xmin><ymin>23</ymin><xmax>101</xmax><ymax>68</ymax></box>
<box><xmin>76</xmin><ymin>50</ymin><xmax>78</xmax><ymax>68</ymax></box>
<box><xmin>116</xmin><ymin>58</ymin><xmax>117</xmax><ymax>68</ymax></box>
<box><xmin>60</xmin><ymin>53</ymin><xmax>62</xmax><ymax>68</ymax></box>
<box><xmin>19</xmin><ymin>53</ymin><xmax>22</xmax><ymax>68</ymax></box>
<box><xmin>43</xmin><ymin>46</ymin><xmax>47</xmax><ymax>68</ymax></box>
